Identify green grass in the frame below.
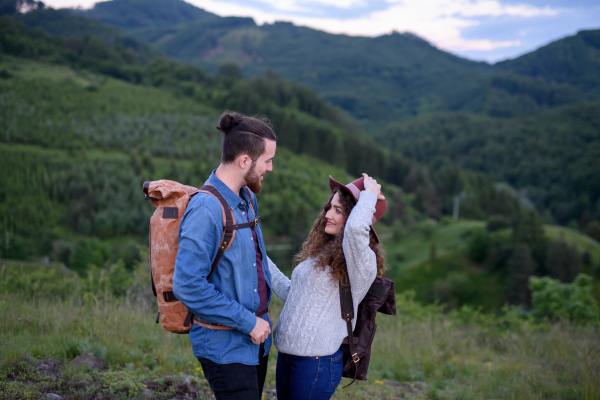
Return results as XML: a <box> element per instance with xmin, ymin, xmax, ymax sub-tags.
<box><xmin>384</xmin><ymin>219</ymin><xmax>600</xmax><ymax>276</ymax></box>
<box><xmin>1</xmin><ymin>55</ymin><xmax>95</xmax><ymax>85</ymax></box>
<box><xmin>2</xmin><ymin>259</ymin><xmax>599</xmax><ymax>399</ymax></box>
<box><xmin>384</xmin><ymin>220</ymin><xmax>486</xmax><ymax>273</ymax></box>
<box><xmin>384</xmin><ymin>220</ymin><xmax>600</xmax><ymax>310</ymax></box>
<box><xmin>545</xmin><ymin>225</ymin><xmax>600</xmax><ymax>264</ymax></box>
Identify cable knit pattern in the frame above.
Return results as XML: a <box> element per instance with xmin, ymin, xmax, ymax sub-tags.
<box><xmin>269</xmin><ymin>191</ymin><xmax>378</xmax><ymax>357</ymax></box>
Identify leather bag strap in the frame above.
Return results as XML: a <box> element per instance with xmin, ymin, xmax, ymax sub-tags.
<box><xmin>183</xmin><ymin>184</ymin><xmax>260</xmax><ymax>329</ymax></box>
<box><xmin>243</xmin><ymin>186</ymin><xmax>257</xmax><ymax>216</ymax></box>
<box><xmin>339</xmin><ymin>276</ymin><xmax>359</xmax><ymax>388</ymax></box>
<box><xmin>198</xmin><ymin>184</ymin><xmax>237</xmax><ymax>281</ymax></box>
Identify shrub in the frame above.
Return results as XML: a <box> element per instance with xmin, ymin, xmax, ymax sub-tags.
<box><xmin>529</xmin><ymin>273</ymin><xmax>600</xmax><ymax>323</ymax></box>
<box><xmin>467</xmin><ymin>229</ymin><xmax>489</xmax><ymax>263</ymax></box>
<box><xmin>586</xmin><ymin>221</ymin><xmax>600</xmax><ymax>242</ymax></box>
<box><xmin>486</xmin><ymin>215</ymin><xmax>511</xmax><ymax>231</ymax></box>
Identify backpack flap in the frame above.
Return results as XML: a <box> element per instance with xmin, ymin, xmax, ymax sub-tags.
<box><xmin>145</xmin><ymin>180</ymin><xmax>199</xmax><ymax>334</ymax></box>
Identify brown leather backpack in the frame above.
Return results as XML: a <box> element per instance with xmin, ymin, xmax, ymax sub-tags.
<box><xmin>339</xmin><ymin>276</ymin><xmax>396</xmax><ymax>387</ymax></box>
<box><xmin>143</xmin><ymin>180</ymin><xmax>259</xmax><ymax>334</ymax></box>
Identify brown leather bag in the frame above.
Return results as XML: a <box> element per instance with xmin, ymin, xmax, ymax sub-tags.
<box><xmin>339</xmin><ymin>276</ymin><xmax>396</xmax><ymax>387</ymax></box>
<box><xmin>143</xmin><ymin>180</ymin><xmax>259</xmax><ymax>334</ymax></box>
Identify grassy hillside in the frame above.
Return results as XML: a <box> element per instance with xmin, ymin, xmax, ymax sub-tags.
<box><xmin>1</xmin><ymin>259</ymin><xmax>599</xmax><ymax>399</ymax></box>
<box><xmin>385</xmin><ymin>220</ymin><xmax>600</xmax><ymax>310</ymax></box>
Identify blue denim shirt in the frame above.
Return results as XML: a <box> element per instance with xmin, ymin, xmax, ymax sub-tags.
<box><xmin>173</xmin><ymin>170</ymin><xmax>273</xmax><ymax>365</ymax></box>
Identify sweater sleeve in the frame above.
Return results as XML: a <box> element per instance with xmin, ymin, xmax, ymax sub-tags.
<box><xmin>267</xmin><ymin>256</ymin><xmax>291</xmax><ymax>302</ymax></box>
<box><xmin>342</xmin><ymin>191</ymin><xmax>378</xmax><ymax>292</ymax></box>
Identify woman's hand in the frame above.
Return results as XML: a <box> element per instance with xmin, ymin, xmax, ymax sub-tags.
<box><xmin>362</xmin><ymin>173</ymin><xmax>385</xmax><ymax>200</ymax></box>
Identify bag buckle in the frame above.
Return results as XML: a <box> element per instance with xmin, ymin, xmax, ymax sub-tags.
<box><xmin>352</xmin><ymin>353</ymin><xmax>360</xmax><ymax>363</ymax></box>
<box><xmin>254</xmin><ymin>218</ymin><xmax>259</xmax><ymax>227</ymax></box>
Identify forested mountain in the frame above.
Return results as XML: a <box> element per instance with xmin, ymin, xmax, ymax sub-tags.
<box><xmin>14</xmin><ymin>7</ymin><xmax>163</xmax><ymax>62</ymax></box>
<box><xmin>495</xmin><ymin>29</ymin><xmax>600</xmax><ymax>97</ymax></box>
<box><xmin>375</xmin><ymin>104</ymin><xmax>600</xmax><ymax>226</ymax></box>
<box><xmin>68</xmin><ymin>0</ymin><xmax>599</xmax><ymax>125</ymax></box>
<box><xmin>73</xmin><ymin>0</ymin><xmax>215</xmax><ymax>30</ymax></box>
<box><xmin>0</xmin><ymin>15</ymin><xmax>464</xmax><ymax>261</ymax></box>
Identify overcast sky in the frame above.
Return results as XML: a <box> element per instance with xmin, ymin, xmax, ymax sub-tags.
<box><xmin>43</xmin><ymin>0</ymin><xmax>600</xmax><ymax>63</ymax></box>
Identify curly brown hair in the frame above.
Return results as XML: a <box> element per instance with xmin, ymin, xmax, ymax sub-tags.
<box><xmin>293</xmin><ymin>187</ymin><xmax>387</xmax><ymax>283</ymax></box>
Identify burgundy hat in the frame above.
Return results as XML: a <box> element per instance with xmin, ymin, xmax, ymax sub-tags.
<box><xmin>329</xmin><ymin>175</ymin><xmax>387</xmax><ymax>243</ymax></box>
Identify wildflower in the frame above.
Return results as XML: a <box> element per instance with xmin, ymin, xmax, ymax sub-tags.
<box><xmin>375</xmin><ymin>380</ymin><xmax>384</xmax><ymax>385</ymax></box>
<box><xmin>196</xmin><ymin>367</ymin><xmax>201</xmax><ymax>371</ymax></box>
<box><xmin>155</xmin><ymin>357</ymin><xmax>157</xmax><ymax>359</ymax></box>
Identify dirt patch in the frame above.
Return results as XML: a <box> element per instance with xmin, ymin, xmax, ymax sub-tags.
<box><xmin>72</xmin><ymin>354</ymin><xmax>108</xmax><ymax>371</ymax></box>
<box><xmin>141</xmin><ymin>377</ymin><xmax>212</xmax><ymax>399</ymax></box>
<box><xmin>35</xmin><ymin>359</ymin><xmax>63</xmax><ymax>377</ymax></box>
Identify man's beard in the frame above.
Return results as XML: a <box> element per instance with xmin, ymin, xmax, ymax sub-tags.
<box><xmin>244</xmin><ymin>160</ymin><xmax>262</xmax><ymax>193</ymax></box>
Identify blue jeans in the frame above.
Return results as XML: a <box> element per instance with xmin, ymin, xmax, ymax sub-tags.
<box><xmin>276</xmin><ymin>347</ymin><xmax>344</xmax><ymax>400</ymax></box>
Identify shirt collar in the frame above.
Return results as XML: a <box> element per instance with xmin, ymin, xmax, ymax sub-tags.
<box><xmin>206</xmin><ymin>169</ymin><xmax>248</xmax><ymax>210</ymax></box>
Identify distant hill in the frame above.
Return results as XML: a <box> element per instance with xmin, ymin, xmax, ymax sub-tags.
<box><xmin>70</xmin><ymin>0</ymin><xmax>599</xmax><ymax>126</ymax></box>
<box><xmin>73</xmin><ymin>0</ymin><xmax>216</xmax><ymax>31</ymax></box>
<box><xmin>495</xmin><ymin>30</ymin><xmax>600</xmax><ymax>97</ymax></box>
<box><xmin>6</xmin><ymin>4</ymin><xmax>600</xmax><ymax>228</ymax></box>
<box><xmin>67</xmin><ymin>0</ymin><xmax>490</xmax><ymax>121</ymax></box>
<box><xmin>14</xmin><ymin>8</ymin><xmax>163</xmax><ymax>62</ymax></box>
<box><xmin>375</xmin><ymin>103</ymin><xmax>600</xmax><ymax>225</ymax></box>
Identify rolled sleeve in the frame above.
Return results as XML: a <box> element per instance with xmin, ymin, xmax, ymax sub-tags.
<box><xmin>173</xmin><ymin>198</ymin><xmax>257</xmax><ymax>332</ymax></box>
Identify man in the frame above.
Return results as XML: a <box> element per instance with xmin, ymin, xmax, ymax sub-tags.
<box><xmin>173</xmin><ymin>112</ymin><xmax>277</xmax><ymax>399</ymax></box>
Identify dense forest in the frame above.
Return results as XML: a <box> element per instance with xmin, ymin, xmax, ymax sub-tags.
<box><xmin>375</xmin><ymin>107</ymin><xmax>600</xmax><ymax>229</ymax></box>
<box><xmin>1</xmin><ymin>5</ymin><xmax>599</xmax><ymax>310</ymax></box>
<box><xmin>63</xmin><ymin>0</ymin><xmax>600</xmax><ymax>122</ymax></box>
<box><xmin>12</xmin><ymin>0</ymin><xmax>599</xmax><ymax>229</ymax></box>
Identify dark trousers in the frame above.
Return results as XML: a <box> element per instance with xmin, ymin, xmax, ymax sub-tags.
<box><xmin>198</xmin><ymin>344</ymin><xmax>268</xmax><ymax>400</ymax></box>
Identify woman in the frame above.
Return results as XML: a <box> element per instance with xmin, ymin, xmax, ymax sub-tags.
<box><xmin>268</xmin><ymin>173</ymin><xmax>387</xmax><ymax>399</ymax></box>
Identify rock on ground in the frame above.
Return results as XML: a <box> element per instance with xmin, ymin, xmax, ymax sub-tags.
<box><xmin>35</xmin><ymin>359</ymin><xmax>63</xmax><ymax>377</ymax></box>
<box><xmin>71</xmin><ymin>354</ymin><xmax>108</xmax><ymax>371</ymax></box>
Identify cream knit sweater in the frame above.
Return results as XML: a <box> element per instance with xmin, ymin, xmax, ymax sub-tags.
<box><xmin>268</xmin><ymin>191</ymin><xmax>378</xmax><ymax>357</ymax></box>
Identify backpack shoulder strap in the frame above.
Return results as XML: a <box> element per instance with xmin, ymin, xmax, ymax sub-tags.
<box><xmin>198</xmin><ymin>184</ymin><xmax>236</xmax><ymax>281</ymax></box>
<box><xmin>243</xmin><ymin>186</ymin><xmax>257</xmax><ymax>217</ymax></box>
<box><xmin>182</xmin><ymin>184</ymin><xmax>259</xmax><ymax>328</ymax></box>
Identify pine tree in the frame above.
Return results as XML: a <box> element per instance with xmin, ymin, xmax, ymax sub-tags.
<box><xmin>513</xmin><ymin>209</ymin><xmax>547</xmax><ymax>273</ymax></box>
<box><xmin>546</xmin><ymin>239</ymin><xmax>582</xmax><ymax>282</ymax></box>
<box><xmin>507</xmin><ymin>243</ymin><xmax>536</xmax><ymax>306</ymax></box>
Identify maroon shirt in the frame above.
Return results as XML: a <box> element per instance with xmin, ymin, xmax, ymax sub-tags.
<box><xmin>247</xmin><ymin>208</ymin><xmax>268</xmax><ymax>313</ymax></box>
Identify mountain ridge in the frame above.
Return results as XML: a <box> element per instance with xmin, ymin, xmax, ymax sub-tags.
<box><xmin>67</xmin><ymin>0</ymin><xmax>599</xmax><ymax>123</ymax></box>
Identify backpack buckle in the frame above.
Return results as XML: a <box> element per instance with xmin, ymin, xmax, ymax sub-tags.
<box><xmin>352</xmin><ymin>353</ymin><xmax>360</xmax><ymax>363</ymax></box>
<box><xmin>254</xmin><ymin>218</ymin><xmax>259</xmax><ymax>227</ymax></box>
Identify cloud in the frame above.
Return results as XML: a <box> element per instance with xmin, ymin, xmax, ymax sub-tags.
<box><xmin>253</xmin><ymin>0</ymin><xmax>368</xmax><ymax>11</ymax></box>
<box><xmin>42</xmin><ymin>0</ymin><xmax>565</xmax><ymax>56</ymax></box>
<box><xmin>188</xmin><ymin>0</ymin><xmax>560</xmax><ymax>53</ymax></box>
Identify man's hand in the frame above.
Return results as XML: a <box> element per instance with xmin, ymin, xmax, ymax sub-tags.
<box><xmin>249</xmin><ymin>317</ymin><xmax>271</xmax><ymax>344</ymax></box>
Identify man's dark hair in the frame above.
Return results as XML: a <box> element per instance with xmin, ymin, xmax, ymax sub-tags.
<box><xmin>217</xmin><ymin>112</ymin><xmax>277</xmax><ymax>164</ymax></box>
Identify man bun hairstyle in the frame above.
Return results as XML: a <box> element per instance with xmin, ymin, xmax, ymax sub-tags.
<box><xmin>217</xmin><ymin>112</ymin><xmax>277</xmax><ymax>164</ymax></box>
